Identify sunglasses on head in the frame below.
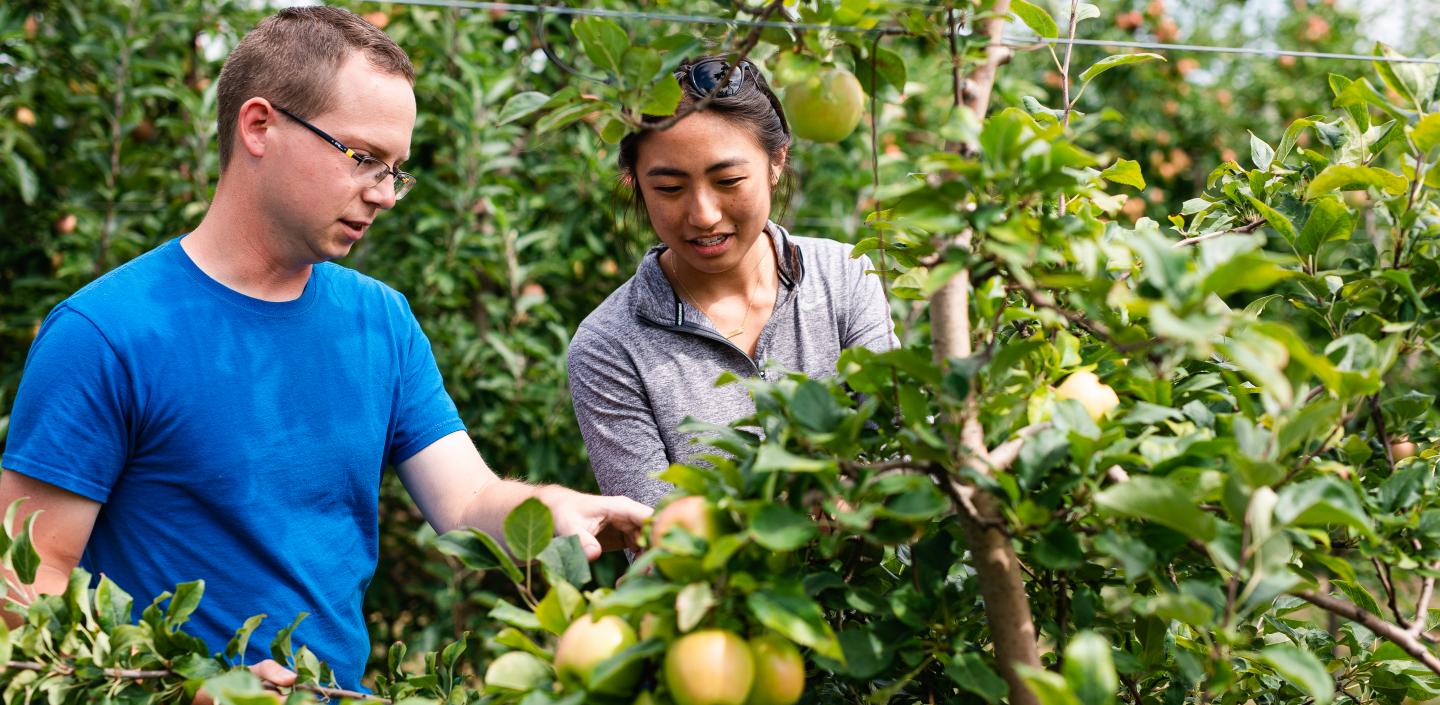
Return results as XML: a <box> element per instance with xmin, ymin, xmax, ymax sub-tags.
<box><xmin>676</xmin><ymin>57</ymin><xmax>791</xmax><ymax>136</ymax></box>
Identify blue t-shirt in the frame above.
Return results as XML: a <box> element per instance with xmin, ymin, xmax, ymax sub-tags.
<box><xmin>2</xmin><ymin>237</ymin><xmax>465</xmax><ymax>688</ymax></box>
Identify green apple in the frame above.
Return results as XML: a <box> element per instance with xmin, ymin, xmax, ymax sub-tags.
<box><xmin>554</xmin><ymin>614</ymin><xmax>640</xmax><ymax>694</ymax></box>
<box><xmin>782</xmin><ymin>68</ymin><xmax>865</xmax><ymax>143</ymax></box>
<box><xmin>745</xmin><ymin>635</ymin><xmax>804</xmax><ymax>705</ymax></box>
<box><xmin>664</xmin><ymin>629</ymin><xmax>755</xmax><ymax>705</ymax></box>
<box><xmin>1054</xmin><ymin>371</ymin><xmax>1120</xmax><ymax>422</ymax></box>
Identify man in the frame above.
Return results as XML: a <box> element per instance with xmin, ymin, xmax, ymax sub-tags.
<box><xmin>0</xmin><ymin>7</ymin><xmax>650</xmax><ymax>691</ymax></box>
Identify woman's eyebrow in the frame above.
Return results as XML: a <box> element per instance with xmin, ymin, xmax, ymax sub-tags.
<box><xmin>645</xmin><ymin>159</ymin><xmax>750</xmax><ymax>178</ymax></box>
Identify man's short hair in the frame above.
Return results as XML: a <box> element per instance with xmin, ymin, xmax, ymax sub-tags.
<box><xmin>216</xmin><ymin>7</ymin><xmax>415</xmax><ymax>171</ymax></box>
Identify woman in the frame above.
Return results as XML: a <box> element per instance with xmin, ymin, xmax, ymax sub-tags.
<box><xmin>568</xmin><ymin>56</ymin><xmax>895</xmax><ymax>507</ymax></box>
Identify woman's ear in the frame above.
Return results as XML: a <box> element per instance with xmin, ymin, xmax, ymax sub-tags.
<box><xmin>770</xmin><ymin>146</ymin><xmax>789</xmax><ymax>187</ymax></box>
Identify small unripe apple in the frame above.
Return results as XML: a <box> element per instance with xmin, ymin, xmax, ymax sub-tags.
<box><xmin>652</xmin><ymin>496</ymin><xmax>724</xmax><ymax>580</ymax></box>
<box><xmin>55</xmin><ymin>213</ymin><xmax>78</xmax><ymax>234</ymax></box>
<box><xmin>1054</xmin><ymin>371</ymin><xmax>1120</xmax><ymax>422</ymax></box>
<box><xmin>665</xmin><ymin>629</ymin><xmax>755</xmax><ymax>705</ymax></box>
<box><xmin>1391</xmin><ymin>438</ymin><xmax>1418</xmax><ymax>461</ymax></box>
<box><xmin>554</xmin><ymin>614</ymin><xmax>641</xmax><ymax>694</ymax></box>
<box><xmin>745</xmin><ymin>636</ymin><xmax>804</xmax><ymax>705</ymax></box>
<box><xmin>782</xmin><ymin>68</ymin><xmax>865</xmax><ymax>144</ymax></box>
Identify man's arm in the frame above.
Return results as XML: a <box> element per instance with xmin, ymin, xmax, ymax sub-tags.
<box><xmin>0</xmin><ymin>470</ymin><xmax>100</xmax><ymax>627</ymax></box>
<box><xmin>396</xmin><ymin>431</ymin><xmax>651</xmax><ymax>559</ymax></box>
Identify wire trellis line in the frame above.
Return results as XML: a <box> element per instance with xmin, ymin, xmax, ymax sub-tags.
<box><xmin>377</xmin><ymin>0</ymin><xmax>1440</xmax><ymax>65</ymax></box>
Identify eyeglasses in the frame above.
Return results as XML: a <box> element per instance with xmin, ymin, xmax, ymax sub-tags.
<box><xmin>676</xmin><ymin>58</ymin><xmax>791</xmax><ymax>136</ymax></box>
<box><xmin>273</xmin><ymin>105</ymin><xmax>416</xmax><ymax>201</ymax></box>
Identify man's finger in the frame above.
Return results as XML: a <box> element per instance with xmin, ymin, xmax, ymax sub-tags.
<box><xmin>577</xmin><ymin>531</ymin><xmax>603</xmax><ymax>560</ymax></box>
<box><xmin>252</xmin><ymin>658</ymin><xmax>297</xmax><ymax>687</ymax></box>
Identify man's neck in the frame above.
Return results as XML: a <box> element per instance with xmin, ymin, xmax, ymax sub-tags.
<box><xmin>183</xmin><ymin>188</ymin><xmax>313</xmax><ymax>302</ymax></box>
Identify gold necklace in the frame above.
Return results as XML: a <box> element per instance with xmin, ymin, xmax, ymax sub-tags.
<box><xmin>665</xmin><ymin>246</ymin><xmax>767</xmax><ymax>340</ymax></box>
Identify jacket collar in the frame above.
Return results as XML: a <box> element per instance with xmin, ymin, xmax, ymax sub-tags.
<box><xmin>632</xmin><ymin>221</ymin><xmax>803</xmax><ymax>326</ymax></box>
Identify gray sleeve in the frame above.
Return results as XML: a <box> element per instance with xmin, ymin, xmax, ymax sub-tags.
<box><xmin>843</xmin><ymin>254</ymin><xmax>900</xmax><ymax>353</ymax></box>
<box><xmin>567</xmin><ymin>326</ymin><xmax>674</xmax><ymax>507</ymax></box>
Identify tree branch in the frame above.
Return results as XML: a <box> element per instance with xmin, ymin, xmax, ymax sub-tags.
<box><xmin>3</xmin><ymin>662</ymin><xmax>392</xmax><ymax>702</ymax></box>
<box><xmin>1293</xmin><ymin>590</ymin><xmax>1440</xmax><ymax>675</ymax></box>
<box><xmin>641</xmin><ymin>0</ymin><xmax>783</xmax><ymax>131</ymax></box>
<box><xmin>1172</xmin><ymin>219</ymin><xmax>1265</xmax><ymax>248</ymax></box>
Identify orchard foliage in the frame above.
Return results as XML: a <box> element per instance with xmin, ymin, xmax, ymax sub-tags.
<box><xmin>4</xmin><ymin>1</ymin><xmax>1440</xmax><ymax>704</ymax></box>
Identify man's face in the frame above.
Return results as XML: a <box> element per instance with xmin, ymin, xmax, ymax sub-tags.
<box><xmin>266</xmin><ymin>52</ymin><xmax>416</xmax><ymax>264</ymax></box>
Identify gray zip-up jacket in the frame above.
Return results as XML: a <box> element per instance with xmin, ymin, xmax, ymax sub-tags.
<box><xmin>568</xmin><ymin>223</ymin><xmax>896</xmax><ymax>506</ymax></box>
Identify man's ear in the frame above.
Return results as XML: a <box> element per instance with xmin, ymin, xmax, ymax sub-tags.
<box><xmin>235</xmin><ymin>98</ymin><xmax>278</xmax><ymax>159</ymax></box>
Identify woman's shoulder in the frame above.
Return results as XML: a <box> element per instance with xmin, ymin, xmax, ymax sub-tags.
<box><xmin>784</xmin><ymin>233</ymin><xmax>871</xmax><ymax>286</ymax></box>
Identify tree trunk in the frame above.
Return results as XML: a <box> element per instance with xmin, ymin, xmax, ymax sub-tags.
<box><xmin>930</xmin><ymin>3</ymin><xmax>1044</xmax><ymax>703</ymax></box>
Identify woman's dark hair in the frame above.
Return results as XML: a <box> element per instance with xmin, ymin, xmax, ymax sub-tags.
<box><xmin>617</xmin><ymin>55</ymin><xmax>796</xmax><ymax>234</ymax></box>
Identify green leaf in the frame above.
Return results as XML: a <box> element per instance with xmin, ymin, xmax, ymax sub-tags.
<box><xmin>485</xmin><ymin>651</ymin><xmax>551</xmax><ymax>692</ymax></box>
<box><xmin>165</xmin><ymin>580</ymin><xmax>204</xmax><ymax>631</ymax></box>
<box><xmin>838</xmin><ymin>627</ymin><xmax>890</xmax><ymax>679</ymax></box>
<box><xmin>1250</xmin><ymin>131</ymin><xmax>1276</xmax><ymax>171</ymax></box>
<box><xmin>621</xmin><ymin>46</ymin><xmax>662</xmax><ymax>89</ymax></box>
<box><xmin>640</xmin><ymin>76</ymin><xmax>683</xmax><ymax>116</ymax></box>
<box><xmin>1017</xmin><ymin>666</ymin><xmax>1084</xmax><ymax>705</ymax></box>
<box><xmin>1063</xmin><ymin>632</ymin><xmax>1118</xmax><ymax>705</ymax></box>
<box><xmin>791</xmin><ymin>379</ymin><xmax>844</xmax><ymax>432</ymax></box>
<box><xmin>495</xmin><ymin>627</ymin><xmax>551</xmax><ymax>659</ymax></box>
<box><xmin>8</xmin><ymin>512</ymin><xmax>41</xmax><ymax>585</ymax></box>
<box><xmin>490</xmin><ymin>600</ymin><xmax>543</xmax><ymax>631</ymax></box>
<box><xmin>1305</xmin><ymin>164</ymin><xmax>1408</xmax><ymax>199</ymax></box>
<box><xmin>945</xmin><ymin>652</ymin><xmax>1009</xmax><ymax>703</ymax></box>
<box><xmin>1100</xmin><ymin>159</ymin><xmax>1145</xmax><ymax>190</ymax></box>
<box><xmin>1244</xmin><ymin>195</ymin><xmax>1298</xmax><ymax>246</ymax></box>
<box><xmin>538</xmin><ymin>535</ymin><xmax>592</xmax><ymax>588</ymax></box>
<box><xmin>595</xmin><ymin>575</ymin><xmax>678</xmax><ymax>610</ymax></box>
<box><xmin>94</xmin><ymin>575</ymin><xmax>135</xmax><ymax>632</ymax></box>
<box><xmin>1011</xmin><ymin>0</ymin><xmax>1058</xmax><ymax>38</ymax></box>
<box><xmin>1274</xmin><ymin>477</ymin><xmax>1374</xmax><ymax>539</ymax></box>
<box><xmin>535</xmin><ymin>581</ymin><xmax>582</xmax><ymax>635</ymax></box>
<box><xmin>1260</xmin><ymin>645</ymin><xmax>1334</xmax><ymax>705</ymax></box>
<box><xmin>676</xmin><ymin>581</ymin><xmax>716</xmax><ymax>632</ymax></box>
<box><xmin>504</xmin><ymin>497</ymin><xmax>554</xmax><ymax>563</ymax></box>
<box><xmin>1412</xmin><ymin>112</ymin><xmax>1440</xmax><ymax>154</ymax></box>
<box><xmin>172</xmin><ymin>652</ymin><xmax>224</xmax><ymax>680</ymax></box>
<box><xmin>1094</xmin><ymin>476</ymin><xmax>1217</xmax><ymax>541</ymax></box>
<box><xmin>536</xmin><ymin>99</ymin><xmax>602</xmax><ymax>135</ymax></box>
<box><xmin>1079</xmin><ymin>53</ymin><xmax>1166</xmax><ymax>83</ymax></box>
<box><xmin>496</xmin><ymin>91</ymin><xmax>550</xmax><ymax>126</ymax></box>
<box><xmin>752</xmin><ymin>444</ymin><xmax>835</xmax><ymax>474</ymax></box>
<box><xmin>1373</xmin><ymin>42</ymin><xmax>1437</xmax><ymax>112</ymax></box>
<box><xmin>224</xmin><ymin>614</ymin><xmax>267</xmax><ymax>664</ymax></box>
<box><xmin>434</xmin><ymin>528</ymin><xmax>524</xmax><ymax>585</ymax></box>
<box><xmin>269</xmin><ymin>612</ymin><xmax>308</xmax><ymax>666</ymax></box>
<box><xmin>200</xmin><ymin>671</ymin><xmax>269</xmax><ymax>703</ymax></box>
<box><xmin>573</xmin><ymin>16</ymin><xmax>629</xmax><ymax>74</ymax></box>
<box><xmin>746</xmin><ymin>590</ymin><xmax>844</xmax><ymax>662</ymax></box>
<box><xmin>5</xmin><ymin>153</ymin><xmax>37</xmax><ymax>206</ymax></box>
<box><xmin>1295</xmin><ymin>197</ymin><xmax>1353</xmax><ymax>256</ymax></box>
<box><xmin>591</xmin><ymin>640</ymin><xmax>664</xmax><ymax>694</ymax></box>
<box><xmin>750</xmin><ymin>505</ymin><xmax>819</xmax><ymax>551</ymax></box>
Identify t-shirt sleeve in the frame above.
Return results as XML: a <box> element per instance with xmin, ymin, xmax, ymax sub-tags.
<box><xmin>843</xmin><ymin>254</ymin><xmax>900</xmax><ymax>353</ymax></box>
<box><xmin>387</xmin><ymin>303</ymin><xmax>466</xmax><ymax>466</ymax></box>
<box><xmin>2</xmin><ymin>306</ymin><xmax>133</xmax><ymax>502</ymax></box>
<box><xmin>568</xmin><ymin>326</ymin><xmax>673</xmax><ymax>507</ymax></box>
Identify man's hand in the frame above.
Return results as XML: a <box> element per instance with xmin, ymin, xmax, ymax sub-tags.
<box><xmin>193</xmin><ymin>659</ymin><xmax>296</xmax><ymax>704</ymax></box>
<box><xmin>539</xmin><ymin>486</ymin><xmax>652</xmax><ymax>560</ymax></box>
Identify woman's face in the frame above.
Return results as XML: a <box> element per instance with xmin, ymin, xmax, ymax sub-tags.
<box><xmin>633</xmin><ymin>110</ymin><xmax>783</xmax><ymax>276</ymax></box>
